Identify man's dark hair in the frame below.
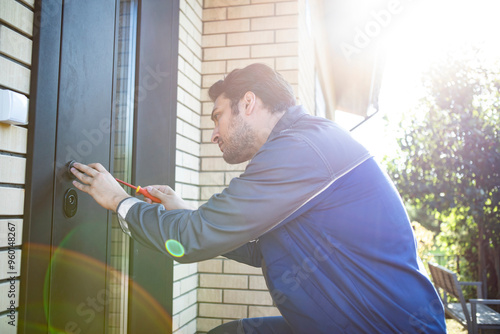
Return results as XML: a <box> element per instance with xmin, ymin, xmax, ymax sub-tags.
<box><xmin>208</xmin><ymin>63</ymin><xmax>296</xmax><ymax>114</ymax></box>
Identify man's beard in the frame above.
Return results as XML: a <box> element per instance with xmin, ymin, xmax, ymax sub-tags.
<box><xmin>222</xmin><ymin>114</ymin><xmax>257</xmax><ymax>164</ymax></box>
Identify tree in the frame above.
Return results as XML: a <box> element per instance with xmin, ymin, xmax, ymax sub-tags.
<box><xmin>386</xmin><ymin>51</ymin><xmax>500</xmax><ymax>299</ymax></box>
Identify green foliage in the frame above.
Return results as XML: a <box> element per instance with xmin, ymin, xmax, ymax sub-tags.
<box><xmin>411</xmin><ymin>221</ymin><xmax>437</xmax><ymax>265</ymax></box>
<box><xmin>386</xmin><ymin>51</ymin><xmax>500</xmax><ymax>298</ymax></box>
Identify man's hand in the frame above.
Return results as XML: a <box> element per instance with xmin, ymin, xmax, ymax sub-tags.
<box><xmin>143</xmin><ymin>185</ymin><xmax>195</xmax><ymax>210</ymax></box>
<box><xmin>71</xmin><ymin>162</ymin><xmax>131</xmax><ymax>212</ymax></box>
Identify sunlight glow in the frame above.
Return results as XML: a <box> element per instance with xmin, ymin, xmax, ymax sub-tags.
<box><xmin>347</xmin><ymin>0</ymin><xmax>500</xmax><ymax>163</ymax></box>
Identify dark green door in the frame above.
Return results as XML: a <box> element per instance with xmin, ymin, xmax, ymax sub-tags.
<box><xmin>47</xmin><ymin>0</ymin><xmax>116</xmax><ymax>332</ymax></box>
<box><xmin>21</xmin><ymin>1</ymin><xmax>178</xmax><ymax>333</ymax></box>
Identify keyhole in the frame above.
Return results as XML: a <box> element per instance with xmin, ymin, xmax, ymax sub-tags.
<box><xmin>64</xmin><ymin>188</ymin><xmax>78</xmax><ymax>218</ymax></box>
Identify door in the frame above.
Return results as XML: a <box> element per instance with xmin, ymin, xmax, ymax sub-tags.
<box><xmin>20</xmin><ymin>1</ymin><xmax>178</xmax><ymax>333</ymax></box>
<box><xmin>46</xmin><ymin>0</ymin><xmax>116</xmax><ymax>332</ymax></box>
<box><xmin>20</xmin><ymin>0</ymin><xmax>116</xmax><ymax>332</ymax></box>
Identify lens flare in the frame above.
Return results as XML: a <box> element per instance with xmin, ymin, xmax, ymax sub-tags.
<box><xmin>32</xmin><ymin>223</ymin><xmax>172</xmax><ymax>332</ymax></box>
<box><xmin>165</xmin><ymin>239</ymin><xmax>185</xmax><ymax>257</ymax></box>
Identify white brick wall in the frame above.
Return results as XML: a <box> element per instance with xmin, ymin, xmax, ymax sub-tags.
<box><xmin>173</xmin><ymin>0</ymin><xmax>204</xmax><ymax>333</ymax></box>
<box><xmin>0</xmin><ymin>1</ymin><xmax>34</xmax><ymax>332</ymax></box>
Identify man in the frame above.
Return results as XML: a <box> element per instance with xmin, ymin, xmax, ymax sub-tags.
<box><xmin>71</xmin><ymin>63</ymin><xmax>446</xmax><ymax>333</ymax></box>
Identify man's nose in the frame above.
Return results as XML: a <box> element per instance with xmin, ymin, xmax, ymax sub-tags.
<box><xmin>211</xmin><ymin>129</ymin><xmax>219</xmax><ymax>144</ymax></box>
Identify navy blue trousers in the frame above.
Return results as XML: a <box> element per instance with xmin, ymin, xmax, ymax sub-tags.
<box><xmin>207</xmin><ymin>316</ymin><xmax>293</xmax><ymax>334</ymax></box>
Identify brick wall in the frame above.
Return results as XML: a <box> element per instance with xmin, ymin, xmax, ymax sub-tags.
<box><xmin>196</xmin><ymin>0</ymin><xmax>318</xmax><ymax>332</ymax></box>
<box><xmin>0</xmin><ymin>0</ymin><xmax>34</xmax><ymax>332</ymax></box>
<box><xmin>173</xmin><ymin>0</ymin><xmax>204</xmax><ymax>333</ymax></box>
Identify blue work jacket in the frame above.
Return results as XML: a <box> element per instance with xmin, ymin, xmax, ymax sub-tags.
<box><xmin>119</xmin><ymin>105</ymin><xmax>446</xmax><ymax>333</ymax></box>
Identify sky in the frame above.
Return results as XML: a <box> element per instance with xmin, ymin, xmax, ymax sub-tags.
<box><xmin>337</xmin><ymin>0</ymin><xmax>500</xmax><ymax>165</ymax></box>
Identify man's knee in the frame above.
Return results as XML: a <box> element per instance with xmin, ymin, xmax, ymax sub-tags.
<box><xmin>207</xmin><ymin>319</ymin><xmax>242</xmax><ymax>334</ymax></box>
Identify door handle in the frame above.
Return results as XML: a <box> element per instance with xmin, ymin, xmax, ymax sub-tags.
<box><xmin>67</xmin><ymin>160</ymin><xmax>76</xmax><ymax>179</ymax></box>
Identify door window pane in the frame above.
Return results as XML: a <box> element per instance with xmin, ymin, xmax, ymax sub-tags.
<box><xmin>109</xmin><ymin>0</ymin><xmax>138</xmax><ymax>333</ymax></box>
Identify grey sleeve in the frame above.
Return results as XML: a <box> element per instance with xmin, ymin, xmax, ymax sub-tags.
<box><xmin>123</xmin><ymin>134</ymin><xmax>334</xmax><ymax>263</ymax></box>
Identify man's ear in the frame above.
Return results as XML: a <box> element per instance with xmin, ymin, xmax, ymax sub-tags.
<box><xmin>242</xmin><ymin>91</ymin><xmax>256</xmax><ymax>115</ymax></box>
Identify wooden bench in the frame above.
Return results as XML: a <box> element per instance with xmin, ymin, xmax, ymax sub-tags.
<box><xmin>428</xmin><ymin>262</ymin><xmax>500</xmax><ymax>334</ymax></box>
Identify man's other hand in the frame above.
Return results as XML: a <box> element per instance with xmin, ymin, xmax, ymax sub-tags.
<box><xmin>143</xmin><ymin>185</ymin><xmax>195</xmax><ymax>210</ymax></box>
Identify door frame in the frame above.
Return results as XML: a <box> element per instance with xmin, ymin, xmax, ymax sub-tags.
<box><xmin>128</xmin><ymin>0</ymin><xmax>178</xmax><ymax>332</ymax></box>
<box><xmin>19</xmin><ymin>0</ymin><xmax>179</xmax><ymax>332</ymax></box>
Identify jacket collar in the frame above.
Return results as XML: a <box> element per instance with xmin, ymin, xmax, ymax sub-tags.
<box><xmin>268</xmin><ymin>105</ymin><xmax>307</xmax><ymax>141</ymax></box>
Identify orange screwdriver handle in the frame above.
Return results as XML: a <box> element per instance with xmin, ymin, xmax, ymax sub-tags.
<box><xmin>136</xmin><ymin>186</ymin><xmax>161</xmax><ymax>203</ymax></box>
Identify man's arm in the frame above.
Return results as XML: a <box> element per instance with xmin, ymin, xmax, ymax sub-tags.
<box><xmin>72</xmin><ymin>130</ymin><xmax>369</xmax><ymax>263</ymax></box>
<box><xmin>114</xmin><ymin>187</ymin><xmax>263</xmax><ymax>266</ymax></box>
<box><xmin>114</xmin><ymin>134</ymin><xmax>335</xmax><ymax>262</ymax></box>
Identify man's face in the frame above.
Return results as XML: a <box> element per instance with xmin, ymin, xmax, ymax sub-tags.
<box><xmin>211</xmin><ymin>95</ymin><xmax>257</xmax><ymax>164</ymax></box>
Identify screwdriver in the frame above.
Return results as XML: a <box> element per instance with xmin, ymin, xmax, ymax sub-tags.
<box><xmin>115</xmin><ymin>178</ymin><xmax>161</xmax><ymax>203</ymax></box>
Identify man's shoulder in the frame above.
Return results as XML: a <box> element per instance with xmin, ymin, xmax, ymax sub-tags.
<box><xmin>271</xmin><ymin>115</ymin><xmax>371</xmax><ymax>173</ymax></box>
